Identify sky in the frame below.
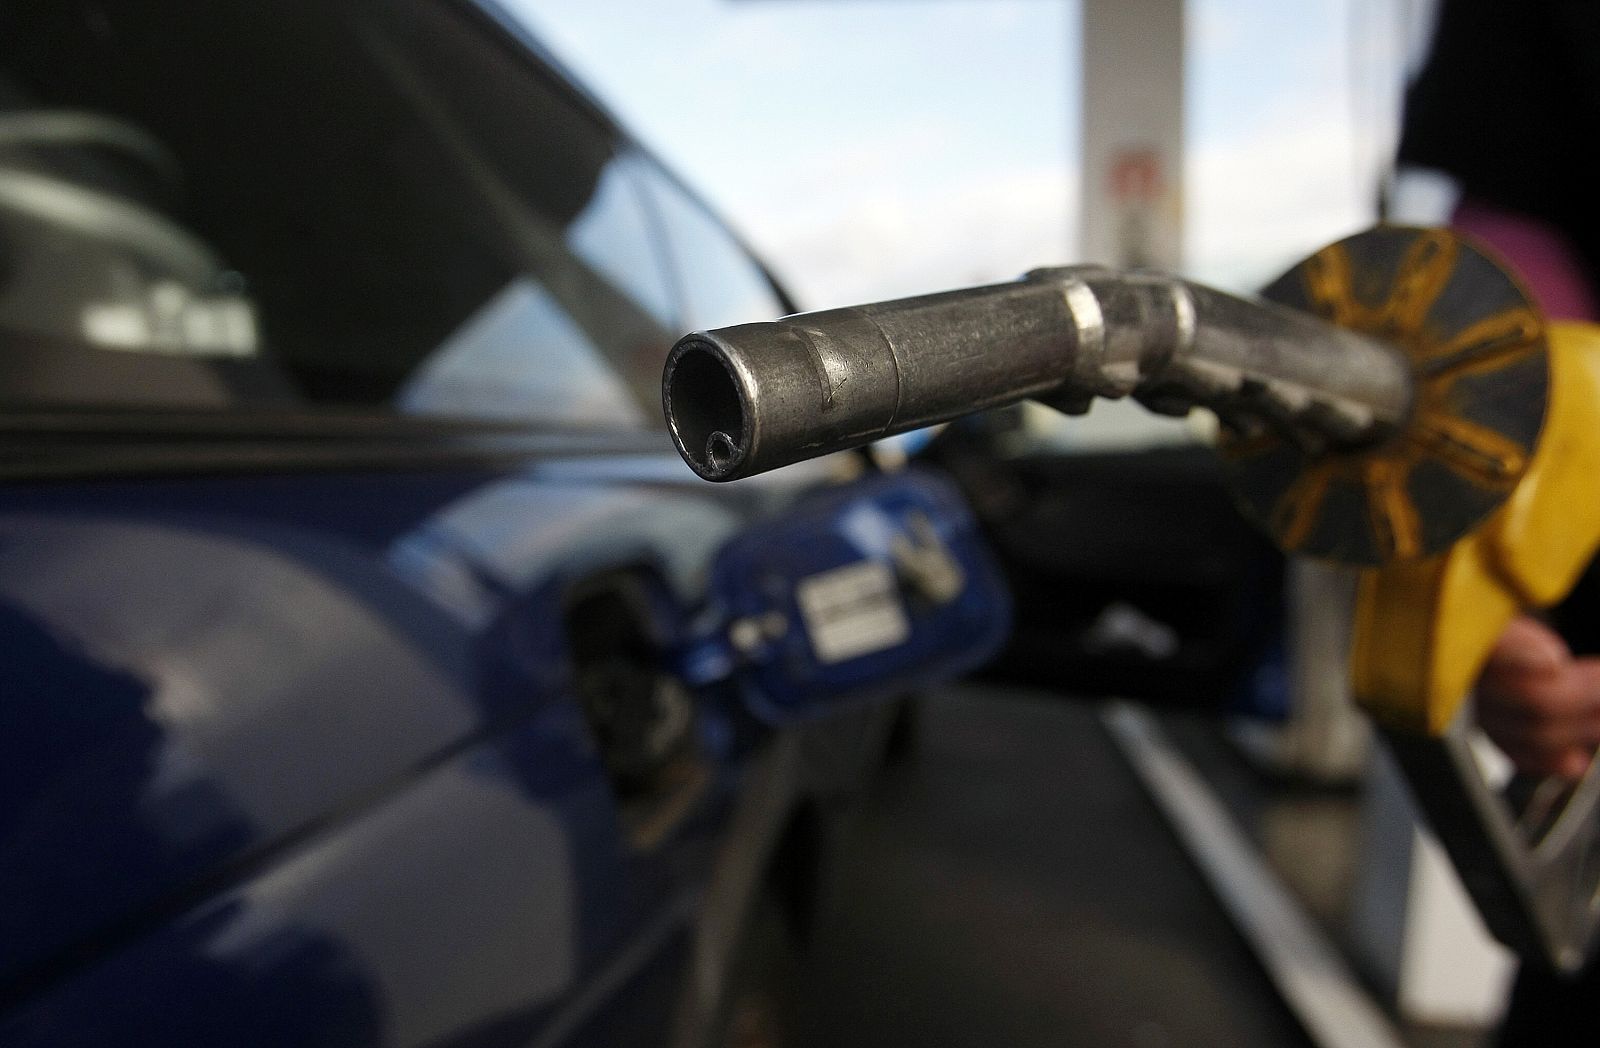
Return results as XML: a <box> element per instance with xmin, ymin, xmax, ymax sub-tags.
<box><xmin>505</xmin><ymin>0</ymin><xmax>1424</xmax><ymax>308</ymax></box>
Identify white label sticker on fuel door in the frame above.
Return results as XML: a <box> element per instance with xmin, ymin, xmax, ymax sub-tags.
<box><xmin>795</xmin><ymin>560</ymin><xmax>911</xmax><ymax>664</ymax></box>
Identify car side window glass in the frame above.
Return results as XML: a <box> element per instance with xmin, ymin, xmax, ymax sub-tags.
<box><xmin>397</xmin><ymin>277</ymin><xmax>645</xmax><ymax>425</ymax></box>
<box><xmin>0</xmin><ymin>0</ymin><xmax>679</xmax><ymax>428</ymax></box>
<box><xmin>633</xmin><ymin>161</ymin><xmax>787</xmax><ymax>330</ymax></box>
<box><xmin>567</xmin><ymin>161</ymin><xmax>679</xmax><ymax>333</ymax></box>
<box><xmin>373</xmin><ymin>1</ymin><xmax>679</xmax><ymax>423</ymax></box>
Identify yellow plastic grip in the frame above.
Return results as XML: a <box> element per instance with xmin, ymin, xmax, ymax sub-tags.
<box><xmin>1351</xmin><ymin>322</ymin><xmax>1600</xmax><ymax>735</ymax></box>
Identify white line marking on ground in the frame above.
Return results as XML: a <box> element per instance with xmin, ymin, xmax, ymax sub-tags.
<box><xmin>1102</xmin><ymin>701</ymin><xmax>1406</xmax><ymax>1048</ymax></box>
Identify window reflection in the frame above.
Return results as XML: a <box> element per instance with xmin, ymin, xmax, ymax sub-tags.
<box><xmin>0</xmin><ymin>0</ymin><xmax>694</xmax><ymax>428</ymax></box>
<box><xmin>634</xmin><ymin>161</ymin><xmax>787</xmax><ymax>329</ymax></box>
<box><xmin>567</xmin><ymin>162</ymin><xmax>676</xmax><ymax>331</ymax></box>
<box><xmin>399</xmin><ymin>278</ymin><xmax>645</xmax><ymax>427</ymax></box>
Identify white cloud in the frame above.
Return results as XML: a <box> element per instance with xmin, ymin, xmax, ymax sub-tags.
<box><xmin>747</xmin><ymin>166</ymin><xmax>1078</xmax><ymax>307</ymax></box>
<box><xmin>1187</xmin><ymin>98</ymin><xmax>1382</xmax><ymax>292</ymax></box>
<box><xmin>510</xmin><ymin>0</ymin><xmax>1073</xmax><ymax>311</ymax></box>
<box><xmin>750</xmin><ymin>95</ymin><xmax>1386</xmax><ymax>310</ymax></box>
<box><xmin>513</xmin><ymin>0</ymin><xmax>1401</xmax><ymax>309</ymax></box>
<box><xmin>741</xmin><ymin>100</ymin><xmax>1383</xmax><ymax>309</ymax></box>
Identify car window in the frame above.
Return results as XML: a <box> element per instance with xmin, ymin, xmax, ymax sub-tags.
<box><xmin>396</xmin><ymin>277</ymin><xmax>645</xmax><ymax>424</ymax></box>
<box><xmin>0</xmin><ymin>0</ymin><xmax>678</xmax><ymax>428</ymax></box>
<box><xmin>631</xmin><ymin>160</ymin><xmax>788</xmax><ymax>329</ymax></box>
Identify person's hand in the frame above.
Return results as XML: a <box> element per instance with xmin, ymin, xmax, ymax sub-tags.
<box><xmin>1476</xmin><ymin>616</ymin><xmax>1600</xmax><ymax>780</ymax></box>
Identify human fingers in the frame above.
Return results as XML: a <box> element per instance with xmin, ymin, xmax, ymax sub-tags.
<box><xmin>1478</xmin><ymin>664</ymin><xmax>1600</xmax><ymax>780</ymax></box>
<box><xmin>1573</xmin><ymin>658</ymin><xmax>1600</xmax><ymax>697</ymax></box>
<box><xmin>1482</xmin><ymin>616</ymin><xmax>1572</xmax><ymax>680</ymax></box>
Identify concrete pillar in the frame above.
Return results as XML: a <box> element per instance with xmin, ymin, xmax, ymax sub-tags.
<box><xmin>1079</xmin><ymin>0</ymin><xmax>1185</xmax><ymax>270</ymax></box>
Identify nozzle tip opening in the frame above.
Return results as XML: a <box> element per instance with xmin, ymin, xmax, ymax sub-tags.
<box><xmin>664</xmin><ymin>339</ymin><xmax>749</xmax><ymax>481</ymax></box>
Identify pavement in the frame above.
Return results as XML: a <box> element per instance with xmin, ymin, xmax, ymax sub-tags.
<box><xmin>793</xmin><ymin>686</ymin><xmax>1317</xmax><ymax>1048</ymax></box>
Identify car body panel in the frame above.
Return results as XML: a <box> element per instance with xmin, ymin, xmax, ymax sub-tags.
<box><xmin>0</xmin><ymin>464</ymin><xmax>703</xmax><ymax>1019</ymax></box>
<box><xmin>0</xmin><ymin>456</ymin><xmax>1007</xmax><ymax>1047</ymax></box>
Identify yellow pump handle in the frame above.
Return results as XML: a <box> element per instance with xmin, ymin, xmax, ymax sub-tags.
<box><xmin>1352</xmin><ymin>322</ymin><xmax>1600</xmax><ymax>734</ymax></box>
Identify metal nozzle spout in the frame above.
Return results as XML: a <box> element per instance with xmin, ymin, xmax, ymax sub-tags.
<box><xmin>664</xmin><ymin>279</ymin><xmax>1097</xmax><ymax>482</ymax></box>
<box><xmin>664</xmin><ymin>319</ymin><xmax>898</xmax><ymax>483</ymax></box>
<box><xmin>663</xmin><ymin>269</ymin><xmax>1415</xmax><ymax>482</ymax></box>
<box><xmin>662</xmin><ymin>339</ymin><xmax>751</xmax><ymax>480</ymax></box>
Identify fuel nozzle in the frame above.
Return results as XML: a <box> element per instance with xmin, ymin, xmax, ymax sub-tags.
<box><xmin>663</xmin><ymin>266</ymin><xmax>1414</xmax><ymax>483</ymax></box>
<box><xmin>664</xmin><ymin>226</ymin><xmax>1549</xmax><ymax>567</ymax></box>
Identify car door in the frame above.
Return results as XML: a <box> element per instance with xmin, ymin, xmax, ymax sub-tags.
<box><xmin>0</xmin><ymin>2</ymin><xmax>761</xmax><ymax>1044</ymax></box>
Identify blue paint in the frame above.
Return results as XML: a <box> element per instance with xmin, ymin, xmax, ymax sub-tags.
<box><xmin>703</xmin><ymin>469</ymin><xmax>1013</xmax><ymax>723</ymax></box>
<box><xmin>0</xmin><ymin>455</ymin><xmax>1011</xmax><ymax>1046</ymax></box>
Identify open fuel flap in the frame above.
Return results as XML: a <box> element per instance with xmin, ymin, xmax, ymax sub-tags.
<box><xmin>679</xmin><ymin>469</ymin><xmax>1011</xmax><ymax>724</ymax></box>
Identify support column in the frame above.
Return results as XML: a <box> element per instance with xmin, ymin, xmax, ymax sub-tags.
<box><xmin>1079</xmin><ymin>0</ymin><xmax>1185</xmax><ymax>270</ymax></box>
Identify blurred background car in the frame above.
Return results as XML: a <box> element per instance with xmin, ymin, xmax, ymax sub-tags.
<box><xmin>0</xmin><ymin>2</ymin><xmax>1010</xmax><ymax>1045</ymax></box>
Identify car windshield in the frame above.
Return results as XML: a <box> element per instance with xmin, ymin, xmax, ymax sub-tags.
<box><xmin>0</xmin><ymin>0</ymin><xmax>682</xmax><ymax>428</ymax></box>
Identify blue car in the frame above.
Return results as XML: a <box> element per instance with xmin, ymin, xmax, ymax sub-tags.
<box><xmin>0</xmin><ymin>2</ymin><xmax>1009</xmax><ymax>1046</ymax></box>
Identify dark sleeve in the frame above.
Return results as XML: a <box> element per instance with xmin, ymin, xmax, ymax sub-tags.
<box><xmin>1552</xmin><ymin>557</ymin><xmax>1600</xmax><ymax>657</ymax></box>
<box><xmin>1399</xmin><ymin>0</ymin><xmax>1600</xmax><ymax>269</ymax></box>
<box><xmin>1550</xmin><ymin>1</ymin><xmax>1600</xmax><ymax>117</ymax></box>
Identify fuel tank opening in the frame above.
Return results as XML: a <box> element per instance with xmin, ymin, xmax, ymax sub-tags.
<box><xmin>665</xmin><ymin>340</ymin><xmax>748</xmax><ymax>481</ymax></box>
